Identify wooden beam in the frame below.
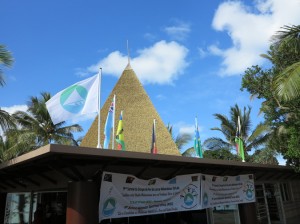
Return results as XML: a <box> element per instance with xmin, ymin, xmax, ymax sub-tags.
<box><xmin>49</xmin><ymin>165</ymin><xmax>78</xmax><ymax>181</ymax></box>
<box><xmin>23</xmin><ymin>177</ymin><xmax>40</xmax><ymax>186</ymax></box>
<box><xmin>0</xmin><ymin>184</ymin><xmax>7</xmax><ymax>190</ymax></box>
<box><xmin>1</xmin><ymin>181</ymin><xmax>16</xmax><ymax>189</ymax></box>
<box><xmin>10</xmin><ymin>179</ymin><xmax>26</xmax><ymax>188</ymax></box>
<box><xmin>68</xmin><ymin>166</ymin><xmax>85</xmax><ymax>181</ymax></box>
<box><xmin>135</xmin><ymin>161</ymin><xmax>161</xmax><ymax>178</ymax></box>
<box><xmin>37</xmin><ymin>173</ymin><xmax>57</xmax><ymax>185</ymax></box>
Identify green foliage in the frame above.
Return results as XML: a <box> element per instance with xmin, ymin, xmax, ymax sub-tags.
<box><xmin>275</xmin><ymin>61</ymin><xmax>300</xmax><ymax>101</ymax></box>
<box><xmin>0</xmin><ymin>130</ymin><xmax>35</xmax><ymax>162</ymax></box>
<box><xmin>204</xmin><ymin>104</ymin><xmax>270</xmax><ymax>158</ymax></box>
<box><xmin>272</xmin><ymin>25</ymin><xmax>300</xmax><ymax>101</ymax></box>
<box><xmin>241</xmin><ymin>24</ymin><xmax>300</xmax><ymax>170</ymax></box>
<box><xmin>0</xmin><ymin>44</ymin><xmax>14</xmax><ymax>86</ymax></box>
<box><xmin>182</xmin><ymin>147</ymin><xmax>197</xmax><ymax>157</ymax></box>
<box><xmin>13</xmin><ymin>92</ymin><xmax>83</xmax><ymax>147</ymax></box>
<box><xmin>167</xmin><ymin>123</ymin><xmax>192</xmax><ymax>151</ymax></box>
<box><xmin>249</xmin><ymin>148</ymin><xmax>279</xmax><ymax>165</ymax></box>
<box><xmin>203</xmin><ymin>149</ymin><xmax>239</xmax><ymax>161</ymax></box>
<box><xmin>0</xmin><ymin>108</ymin><xmax>16</xmax><ymax>132</ymax></box>
<box><xmin>0</xmin><ymin>92</ymin><xmax>83</xmax><ymax>163</ymax></box>
<box><xmin>286</xmin><ymin>127</ymin><xmax>300</xmax><ymax>167</ymax></box>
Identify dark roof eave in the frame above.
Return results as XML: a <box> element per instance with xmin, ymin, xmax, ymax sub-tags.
<box><xmin>0</xmin><ymin>144</ymin><xmax>293</xmax><ymax>173</ymax></box>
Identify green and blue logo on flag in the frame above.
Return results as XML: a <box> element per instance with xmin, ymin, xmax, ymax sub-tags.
<box><xmin>46</xmin><ymin>74</ymin><xmax>99</xmax><ymax>125</ymax></box>
<box><xmin>60</xmin><ymin>85</ymin><xmax>88</xmax><ymax>114</ymax></box>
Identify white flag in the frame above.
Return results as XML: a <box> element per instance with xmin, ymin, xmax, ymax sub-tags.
<box><xmin>46</xmin><ymin>74</ymin><xmax>99</xmax><ymax>124</ymax></box>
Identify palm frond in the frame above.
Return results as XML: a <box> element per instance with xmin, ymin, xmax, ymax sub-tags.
<box><xmin>182</xmin><ymin>147</ymin><xmax>197</xmax><ymax>157</ymax></box>
<box><xmin>175</xmin><ymin>133</ymin><xmax>192</xmax><ymax>150</ymax></box>
<box><xmin>203</xmin><ymin>137</ymin><xmax>232</xmax><ymax>150</ymax></box>
<box><xmin>275</xmin><ymin>61</ymin><xmax>300</xmax><ymax>101</ymax></box>
<box><xmin>272</xmin><ymin>25</ymin><xmax>300</xmax><ymax>54</ymax></box>
<box><xmin>260</xmin><ymin>53</ymin><xmax>273</xmax><ymax>62</ymax></box>
<box><xmin>0</xmin><ymin>108</ymin><xmax>16</xmax><ymax>131</ymax></box>
<box><xmin>0</xmin><ymin>45</ymin><xmax>14</xmax><ymax>87</ymax></box>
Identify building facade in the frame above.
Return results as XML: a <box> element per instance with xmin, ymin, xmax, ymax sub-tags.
<box><xmin>1</xmin><ymin>144</ymin><xmax>300</xmax><ymax>224</ymax></box>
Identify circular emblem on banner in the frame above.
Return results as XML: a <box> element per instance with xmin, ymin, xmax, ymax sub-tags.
<box><xmin>60</xmin><ymin>85</ymin><xmax>88</xmax><ymax>113</ymax></box>
<box><xmin>244</xmin><ymin>181</ymin><xmax>255</xmax><ymax>201</ymax></box>
<box><xmin>102</xmin><ymin>197</ymin><xmax>116</xmax><ymax>217</ymax></box>
<box><xmin>180</xmin><ymin>184</ymin><xmax>198</xmax><ymax>209</ymax></box>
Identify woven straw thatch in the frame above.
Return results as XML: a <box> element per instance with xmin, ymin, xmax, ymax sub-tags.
<box><xmin>81</xmin><ymin>63</ymin><xmax>180</xmax><ymax>155</ymax></box>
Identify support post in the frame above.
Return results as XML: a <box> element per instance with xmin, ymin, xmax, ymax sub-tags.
<box><xmin>0</xmin><ymin>193</ymin><xmax>7</xmax><ymax>224</ymax></box>
<box><xmin>239</xmin><ymin>202</ymin><xmax>258</xmax><ymax>224</ymax></box>
<box><xmin>66</xmin><ymin>181</ymin><xmax>98</xmax><ymax>224</ymax></box>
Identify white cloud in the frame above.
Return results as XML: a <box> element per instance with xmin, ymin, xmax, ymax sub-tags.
<box><xmin>164</xmin><ymin>21</ymin><xmax>191</xmax><ymax>41</ymax></box>
<box><xmin>144</xmin><ymin>33</ymin><xmax>157</xmax><ymax>42</ymax></box>
<box><xmin>175</xmin><ymin>122</ymin><xmax>203</xmax><ymax>136</ymax></box>
<box><xmin>75</xmin><ymin>68</ymin><xmax>90</xmax><ymax>78</ymax></box>
<box><xmin>179</xmin><ymin>125</ymin><xmax>195</xmax><ymax>136</ymax></box>
<box><xmin>211</xmin><ymin>0</ymin><xmax>300</xmax><ymax>76</ymax></box>
<box><xmin>88</xmin><ymin>41</ymin><xmax>189</xmax><ymax>85</ymax></box>
<box><xmin>2</xmin><ymin>105</ymin><xmax>28</xmax><ymax>114</ymax></box>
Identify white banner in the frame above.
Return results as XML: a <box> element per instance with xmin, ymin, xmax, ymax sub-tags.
<box><xmin>201</xmin><ymin>174</ymin><xmax>255</xmax><ymax>209</ymax></box>
<box><xmin>99</xmin><ymin>172</ymin><xmax>256</xmax><ymax>221</ymax></box>
<box><xmin>99</xmin><ymin>172</ymin><xmax>201</xmax><ymax>221</ymax></box>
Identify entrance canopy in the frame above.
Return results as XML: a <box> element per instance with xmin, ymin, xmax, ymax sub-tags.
<box><xmin>0</xmin><ymin>144</ymin><xmax>299</xmax><ymax>192</ymax></box>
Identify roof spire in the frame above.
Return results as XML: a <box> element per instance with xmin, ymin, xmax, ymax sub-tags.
<box><xmin>125</xmin><ymin>40</ymin><xmax>132</xmax><ymax>70</ymax></box>
<box><xmin>127</xmin><ymin>40</ymin><xmax>130</xmax><ymax>64</ymax></box>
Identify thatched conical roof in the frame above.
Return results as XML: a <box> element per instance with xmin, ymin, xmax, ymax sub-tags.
<box><xmin>81</xmin><ymin>63</ymin><xmax>180</xmax><ymax>156</ymax></box>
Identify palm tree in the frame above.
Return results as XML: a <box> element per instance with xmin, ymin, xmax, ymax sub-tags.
<box><xmin>0</xmin><ymin>44</ymin><xmax>14</xmax><ymax>86</ymax></box>
<box><xmin>203</xmin><ymin>104</ymin><xmax>270</xmax><ymax>156</ymax></box>
<box><xmin>13</xmin><ymin>92</ymin><xmax>83</xmax><ymax>148</ymax></box>
<box><xmin>0</xmin><ymin>45</ymin><xmax>15</xmax><ymax>132</ymax></box>
<box><xmin>167</xmin><ymin>123</ymin><xmax>192</xmax><ymax>151</ymax></box>
<box><xmin>272</xmin><ymin>25</ymin><xmax>300</xmax><ymax>101</ymax></box>
<box><xmin>0</xmin><ymin>108</ymin><xmax>16</xmax><ymax>132</ymax></box>
<box><xmin>0</xmin><ymin>129</ymin><xmax>35</xmax><ymax>162</ymax></box>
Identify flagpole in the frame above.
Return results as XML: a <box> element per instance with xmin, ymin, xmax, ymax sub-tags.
<box><xmin>97</xmin><ymin>68</ymin><xmax>102</xmax><ymax>148</ymax></box>
<box><xmin>153</xmin><ymin>119</ymin><xmax>157</xmax><ymax>154</ymax></box>
<box><xmin>127</xmin><ymin>40</ymin><xmax>130</xmax><ymax>64</ymax></box>
<box><xmin>112</xmin><ymin>94</ymin><xmax>116</xmax><ymax>149</ymax></box>
<box><xmin>195</xmin><ymin>116</ymin><xmax>199</xmax><ymax>158</ymax></box>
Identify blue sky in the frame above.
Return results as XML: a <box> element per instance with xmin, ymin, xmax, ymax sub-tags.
<box><xmin>1</xmin><ymin>0</ymin><xmax>300</xmax><ymax>163</ymax></box>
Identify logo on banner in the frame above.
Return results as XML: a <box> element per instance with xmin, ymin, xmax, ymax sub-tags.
<box><xmin>180</xmin><ymin>184</ymin><xmax>198</xmax><ymax>209</ymax></box>
<box><xmin>102</xmin><ymin>197</ymin><xmax>116</xmax><ymax>217</ymax></box>
<box><xmin>203</xmin><ymin>192</ymin><xmax>208</xmax><ymax>206</ymax></box>
<box><xmin>244</xmin><ymin>181</ymin><xmax>255</xmax><ymax>201</ymax></box>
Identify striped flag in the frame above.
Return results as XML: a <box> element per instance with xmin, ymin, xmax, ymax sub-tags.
<box><xmin>194</xmin><ymin>117</ymin><xmax>203</xmax><ymax>158</ymax></box>
<box><xmin>116</xmin><ymin>111</ymin><xmax>125</xmax><ymax>150</ymax></box>
<box><xmin>151</xmin><ymin>119</ymin><xmax>157</xmax><ymax>154</ymax></box>
<box><xmin>103</xmin><ymin>97</ymin><xmax>115</xmax><ymax>149</ymax></box>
